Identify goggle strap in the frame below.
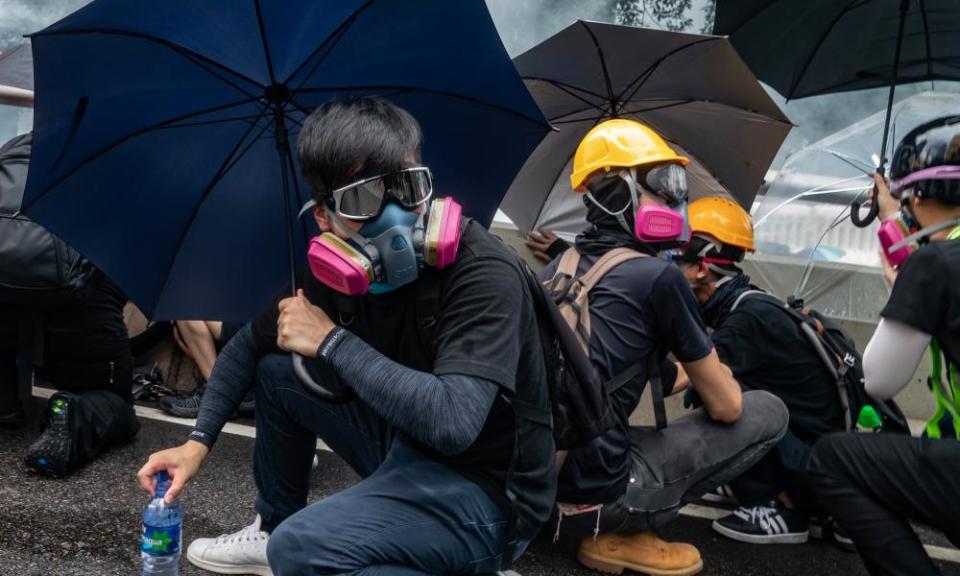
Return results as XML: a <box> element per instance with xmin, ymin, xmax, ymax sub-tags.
<box><xmin>298</xmin><ymin>199</ymin><xmax>318</xmax><ymax>220</ymax></box>
<box><xmin>892</xmin><ymin>165</ymin><xmax>960</xmax><ymax>195</ymax></box>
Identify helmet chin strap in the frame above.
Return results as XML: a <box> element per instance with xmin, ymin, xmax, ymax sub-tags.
<box><xmin>695</xmin><ymin>238</ymin><xmax>739</xmax><ymax>280</ymax></box>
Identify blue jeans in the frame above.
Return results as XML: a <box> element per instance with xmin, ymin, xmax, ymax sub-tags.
<box><xmin>252</xmin><ymin>354</ymin><xmax>512</xmax><ymax>575</ymax></box>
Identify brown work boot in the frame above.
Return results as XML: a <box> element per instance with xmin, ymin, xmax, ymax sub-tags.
<box><xmin>577</xmin><ymin>531</ymin><xmax>703</xmax><ymax>576</ymax></box>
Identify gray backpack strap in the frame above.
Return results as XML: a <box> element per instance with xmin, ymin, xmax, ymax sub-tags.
<box><xmin>729</xmin><ymin>289</ymin><xmax>774</xmax><ymax>313</ymax></box>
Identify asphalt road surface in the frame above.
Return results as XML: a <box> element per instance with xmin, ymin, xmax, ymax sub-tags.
<box><xmin>1</xmin><ymin>399</ymin><xmax>957</xmax><ymax>576</ymax></box>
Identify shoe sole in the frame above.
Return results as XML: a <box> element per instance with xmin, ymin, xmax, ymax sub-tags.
<box><xmin>711</xmin><ymin>520</ymin><xmax>809</xmax><ymax>544</ymax></box>
<box><xmin>700</xmin><ymin>493</ymin><xmax>737</xmax><ymax>505</ymax></box>
<box><xmin>186</xmin><ymin>548</ymin><xmax>273</xmax><ymax>576</ymax></box>
<box><xmin>577</xmin><ymin>547</ymin><xmax>703</xmax><ymax>576</ymax></box>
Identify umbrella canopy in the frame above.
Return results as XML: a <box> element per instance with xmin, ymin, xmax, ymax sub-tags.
<box><xmin>0</xmin><ymin>43</ymin><xmax>33</xmax><ymax>91</ymax></box>
<box><xmin>22</xmin><ymin>0</ymin><xmax>549</xmax><ymax>321</ymax></box>
<box><xmin>0</xmin><ymin>43</ymin><xmax>34</xmax><ymax>107</ymax></box>
<box><xmin>714</xmin><ymin>0</ymin><xmax>960</xmax><ymax>100</ymax></box>
<box><xmin>499</xmin><ymin>21</ymin><xmax>791</xmax><ymax>235</ymax></box>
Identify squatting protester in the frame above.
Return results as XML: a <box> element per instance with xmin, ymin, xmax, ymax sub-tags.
<box><xmin>137</xmin><ymin>97</ymin><xmax>556</xmax><ymax>575</ymax></box>
<box><xmin>671</xmin><ymin>197</ymin><xmax>847</xmax><ymax>545</ymax></box>
<box><xmin>809</xmin><ymin>116</ymin><xmax>960</xmax><ymax>576</ymax></box>
<box><xmin>539</xmin><ymin>119</ymin><xmax>788</xmax><ymax>576</ymax></box>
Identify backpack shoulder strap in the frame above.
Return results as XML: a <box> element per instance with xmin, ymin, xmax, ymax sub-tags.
<box><xmin>729</xmin><ymin>289</ymin><xmax>777</xmax><ymax>313</ymax></box>
<box><xmin>555</xmin><ymin>247</ymin><xmax>582</xmax><ymax>279</ymax></box>
<box><xmin>577</xmin><ymin>247</ymin><xmax>647</xmax><ymax>293</ymax></box>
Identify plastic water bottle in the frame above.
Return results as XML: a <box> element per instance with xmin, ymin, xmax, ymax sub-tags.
<box><xmin>141</xmin><ymin>470</ymin><xmax>181</xmax><ymax>575</ymax></box>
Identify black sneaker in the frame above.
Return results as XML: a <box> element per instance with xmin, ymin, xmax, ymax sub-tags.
<box><xmin>24</xmin><ymin>395</ymin><xmax>74</xmax><ymax>478</ymax></box>
<box><xmin>159</xmin><ymin>388</ymin><xmax>255</xmax><ymax>419</ymax></box>
<box><xmin>712</xmin><ymin>502</ymin><xmax>809</xmax><ymax>544</ymax></box>
<box><xmin>159</xmin><ymin>388</ymin><xmax>205</xmax><ymax>418</ymax></box>
<box><xmin>810</xmin><ymin>516</ymin><xmax>856</xmax><ymax>551</ymax></box>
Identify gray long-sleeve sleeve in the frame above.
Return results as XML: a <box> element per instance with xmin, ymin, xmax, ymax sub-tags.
<box><xmin>189</xmin><ymin>324</ymin><xmax>258</xmax><ymax>447</ymax></box>
<box><xmin>318</xmin><ymin>327</ymin><xmax>499</xmax><ymax>456</ymax></box>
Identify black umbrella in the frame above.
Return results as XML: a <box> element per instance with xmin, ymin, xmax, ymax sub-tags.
<box><xmin>500</xmin><ymin>22</ymin><xmax>791</xmax><ymax>235</ymax></box>
<box><xmin>714</xmin><ymin>0</ymin><xmax>960</xmax><ymax>225</ymax></box>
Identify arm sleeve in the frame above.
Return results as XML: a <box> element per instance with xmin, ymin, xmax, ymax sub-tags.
<box><xmin>863</xmin><ymin>317</ymin><xmax>931</xmax><ymax>400</ymax></box>
<box><xmin>651</xmin><ymin>265</ymin><xmax>713</xmax><ymax>363</ymax></box>
<box><xmin>189</xmin><ymin>324</ymin><xmax>259</xmax><ymax>448</ymax></box>
<box><xmin>318</xmin><ymin>328</ymin><xmax>498</xmax><ymax>455</ymax></box>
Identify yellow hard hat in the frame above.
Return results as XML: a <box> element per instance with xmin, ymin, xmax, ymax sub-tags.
<box><xmin>688</xmin><ymin>197</ymin><xmax>755</xmax><ymax>252</ymax></box>
<box><xmin>570</xmin><ymin>118</ymin><xmax>689</xmax><ymax>191</ymax></box>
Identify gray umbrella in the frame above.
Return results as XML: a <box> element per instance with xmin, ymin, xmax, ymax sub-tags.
<box><xmin>0</xmin><ymin>44</ymin><xmax>32</xmax><ymax>91</ymax></box>
<box><xmin>0</xmin><ymin>43</ymin><xmax>33</xmax><ymax>107</ymax></box>
<box><xmin>500</xmin><ymin>21</ymin><xmax>792</xmax><ymax>235</ymax></box>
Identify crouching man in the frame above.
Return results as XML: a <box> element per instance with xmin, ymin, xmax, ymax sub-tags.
<box><xmin>138</xmin><ymin>97</ymin><xmax>556</xmax><ymax>575</ymax></box>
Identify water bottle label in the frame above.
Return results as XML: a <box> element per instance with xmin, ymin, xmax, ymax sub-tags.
<box><xmin>141</xmin><ymin>523</ymin><xmax>180</xmax><ymax>556</ymax></box>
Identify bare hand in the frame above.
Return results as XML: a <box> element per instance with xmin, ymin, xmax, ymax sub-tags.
<box><xmin>870</xmin><ymin>173</ymin><xmax>900</xmax><ymax>221</ymax></box>
<box><xmin>525</xmin><ymin>229</ymin><xmax>562</xmax><ymax>263</ymax></box>
<box><xmin>137</xmin><ymin>441</ymin><xmax>209</xmax><ymax>504</ymax></box>
<box><xmin>277</xmin><ymin>289</ymin><xmax>336</xmax><ymax>357</ymax></box>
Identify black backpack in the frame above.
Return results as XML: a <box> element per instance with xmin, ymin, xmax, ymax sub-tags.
<box><xmin>731</xmin><ymin>290</ymin><xmax>910</xmax><ymax>434</ymax></box>
<box><xmin>0</xmin><ymin>132</ymin><xmax>96</xmax><ymax>308</ymax></box>
<box><xmin>517</xmin><ymin>254</ymin><xmax>645</xmax><ymax>450</ymax></box>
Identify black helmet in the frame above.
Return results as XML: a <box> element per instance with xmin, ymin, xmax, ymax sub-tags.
<box><xmin>890</xmin><ymin>115</ymin><xmax>960</xmax><ymax>203</ymax></box>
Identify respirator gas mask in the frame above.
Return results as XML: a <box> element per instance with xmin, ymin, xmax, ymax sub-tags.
<box><xmin>585</xmin><ymin>164</ymin><xmax>689</xmax><ymax>245</ymax></box>
<box><xmin>300</xmin><ymin>167</ymin><xmax>462</xmax><ymax>295</ymax></box>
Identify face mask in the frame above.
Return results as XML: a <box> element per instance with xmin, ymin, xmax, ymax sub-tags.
<box><xmin>635</xmin><ymin>201</ymin><xmax>689</xmax><ymax>244</ymax></box>
<box><xmin>878</xmin><ymin>212</ymin><xmax>914</xmax><ymax>267</ymax></box>
<box><xmin>306</xmin><ymin>197</ymin><xmax>462</xmax><ymax>295</ymax></box>
<box><xmin>587</xmin><ymin>168</ymin><xmax>689</xmax><ymax>245</ymax></box>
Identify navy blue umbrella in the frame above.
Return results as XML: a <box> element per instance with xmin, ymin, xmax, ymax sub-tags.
<box><xmin>22</xmin><ymin>0</ymin><xmax>549</xmax><ymax>322</ymax></box>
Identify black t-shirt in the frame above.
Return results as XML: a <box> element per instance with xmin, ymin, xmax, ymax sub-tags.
<box><xmin>712</xmin><ymin>295</ymin><xmax>844</xmax><ymax>443</ymax></box>
<box><xmin>546</xmin><ymin>254</ymin><xmax>714</xmax><ymax>503</ymax></box>
<box><xmin>882</xmin><ymin>240</ymin><xmax>960</xmax><ymax>365</ymax></box>
<box><xmin>251</xmin><ymin>220</ymin><xmax>555</xmax><ymax>538</ymax></box>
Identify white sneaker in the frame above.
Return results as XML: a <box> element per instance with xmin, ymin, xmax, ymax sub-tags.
<box><xmin>186</xmin><ymin>515</ymin><xmax>273</xmax><ymax>575</ymax></box>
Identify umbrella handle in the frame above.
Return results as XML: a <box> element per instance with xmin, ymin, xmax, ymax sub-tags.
<box><xmin>292</xmin><ymin>353</ymin><xmax>353</xmax><ymax>403</ymax></box>
<box><xmin>850</xmin><ymin>197</ymin><xmax>879</xmax><ymax>228</ymax></box>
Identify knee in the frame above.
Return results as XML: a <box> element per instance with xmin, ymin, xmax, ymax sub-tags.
<box><xmin>266</xmin><ymin>523</ymin><xmax>307</xmax><ymax>576</ymax></box>
<box><xmin>267</xmin><ymin>514</ymin><xmax>343</xmax><ymax>575</ymax></box>
<box><xmin>739</xmin><ymin>390</ymin><xmax>790</xmax><ymax>441</ymax></box>
<box><xmin>807</xmin><ymin>433</ymin><xmax>848</xmax><ymax>481</ymax></box>
<box><xmin>254</xmin><ymin>355</ymin><xmax>293</xmax><ymax>399</ymax></box>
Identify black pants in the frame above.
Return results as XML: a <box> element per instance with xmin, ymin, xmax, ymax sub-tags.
<box><xmin>809</xmin><ymin>433</ymin><xmax>960</xmax><ymax>576</ymax></box>
<box><xmin>731</xmin><ymin>429</ymin><xmax>820</xmax><ymax>513</ymax></box>
<box><xmin>0</xmin><ymin>277</ymin><xmax>138</xmax><ymax>464</ymax></box>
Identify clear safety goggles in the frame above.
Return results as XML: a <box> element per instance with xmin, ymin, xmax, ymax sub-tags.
<box><xmin>641</xmin><ymin>163</ymin><xmax>688</xmax><ymax>206</ymax></box>
<box><xmin>331</xmin><ymin>166</ymin><xmax>433</xmax><ymax>221</ymax></box>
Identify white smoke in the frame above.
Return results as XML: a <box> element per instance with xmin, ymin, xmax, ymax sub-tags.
<box><xmin>486</xmin><ymin>0</ymin><xmax>613</xmax><ymax>56</ymax></box>
<box><xmin>0</xmin><ymin>0</ymin><xmax>91</xmax><ymax>52</ymax></box>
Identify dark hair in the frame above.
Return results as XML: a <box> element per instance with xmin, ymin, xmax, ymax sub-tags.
<box><xmin>297</xmin><ymin>97</ymin><xmax>423</xmax><ymax>202</ymax></box>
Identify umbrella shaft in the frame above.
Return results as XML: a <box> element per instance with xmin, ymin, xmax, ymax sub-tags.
<box><xmin>273</xmin><ymin>104</ymin><xmax>298</xmax><ymax>295</ymax></box>
<box><xmin>879</xmin><ymin>0</ymin><xmax>911</xmax><ymax>176</ymax></box>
